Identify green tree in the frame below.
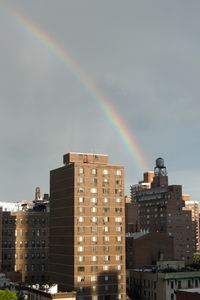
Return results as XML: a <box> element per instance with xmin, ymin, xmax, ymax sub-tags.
<box><xmin>193</xmin><ymin>253</ymin><xmax>200</xmax><ymax>266</ymax></box>
<box><xmin>0</xmin><ymin>289</ymin><xmax>18</xmax><ymax>300</ymax></box>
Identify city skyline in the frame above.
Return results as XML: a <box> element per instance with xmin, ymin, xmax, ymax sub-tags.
<box><xmin>0</xmin><ymin>1</ymin><xmax>200</xmax><ymax>201</ymax></box>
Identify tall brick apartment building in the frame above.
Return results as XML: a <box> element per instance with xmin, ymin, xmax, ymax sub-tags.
<box><xmin>0</xmin><ymin>192</ymin><xmax>49</xmax><ymax>284</ymax></box>
<box><xmin>49</xmin><ymin>152</ymin><xmax>126</xmax><ymax>300</ymax></box>
<box><xmin>131</xmin><ymin>158</ymin><xmax>194</xmax><ymax>264</ymax></box>
<box><xmin>183</xmin><ymin>198</ymin><xmax>200</xmax><ymax>252</ymax></box>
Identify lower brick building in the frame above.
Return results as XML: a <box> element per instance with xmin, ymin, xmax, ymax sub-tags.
<box><xmin>24</xmin><ymin>284</ymin><xmax>76</xmax><ymax>300</ymax></box>
<box><xmin>128</xmin><ymin>262</ymin><xmax>200</xmax><ymax>300</ymax></box>
<box><xmin>0</xmin><ymin>190</ymin><xmax>49</xmax><ymax>284</ymax></box>
<box><xmin>131</xmin><ymin>158</ymin><xmax>194</xmax><ymax>264</ymax></box>
<box><xmin>176</xmin><ymin>289</ymin><xmax>200</xmax><ymax>300</ymax></box>
<box><xmin>126</xmin><ymin>232</ymin><xmax>174</xmax><ymax>269</ymax></box>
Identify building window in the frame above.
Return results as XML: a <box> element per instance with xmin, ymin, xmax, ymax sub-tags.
<box><xmin>103</xmin><ymin>216</ymin><xmax>109</xmax><ymax>223</ymax></box>
<box><xmin>79</xmin><ymin>197</ymin><xmax>84</xmax><ymax>203</ymax></box>
<box><xmin>116</xmin><ymin>255</ymin><xmax>122</xmax><ymax>261</ymax></box>
<box><xmin>78</xmin><ymin>188</ymin><xmax>84</xmax><ymax>193</ymax></box>
<box><xmin>170</xmin><ymin>281</ymin><xmax>174</xmax><ymax>289</ymax></box>
<box><xmin>78</xmin><ymin>256</ymin><xmax>84</xmax><ymax>262</ymax></box>
<box><xmin>116</xmin><ymin>245</ymin><xmax>122</xmax><ymax>252</ymax></box>
<box><xmin>91</xmin><ymin>266</ymin><xmax>98</xmax><ymax>272</ymax></box>
<box><xmin>116</xmin><ymin>226</ymin><xmax>122</xmax><ymax>232</ymax></box>
<box><xmin>77</xmin><ymin>276</ymin><xmax>85</xmax><ymax>283</ymax></box>
<box><xmin>115</xmin><ymin>217</ymin><xmax>122</xmax><ymax>223</ymax></box>
<box><xmin>104</xmin><ymin>198</ymin><xmax>109</xmax><ymax>203</ymax></box>
<box><xmin>92</xmin><ymin>256</ymin><xmax>97</xmax><ymax>262</ymax></box>
<box><xmin>103</xmin><ymin>178</ymin><xmax>109</xmax><ymax>184</ymax></box>
<box><xmin>103</xmin><ymin>188</ymin><xmax>109</xmax><ymax>194</ymax></box>
<box><xmin>195</xmin><ymin>279</ymin><xmax>198</xmax><ymax>287</ymax></box>
<box><xmin>104</xmin><ymin>246</ymin><xmax>109</xmax><ymax>252</ymax></box>
<box><xmin>78</xmin><ymin>206</ymin><xmax>84</xmax><ymax>213</ymax></box>
<box><xmin>117</xmin><ymin>236</ymin><xmax>122</xmax><ymax>242</ymax></box>
<box><xmin>105</xmin><ymin>275</ymin><xmax>109</xmax><ymax>281</ymax></box>
<box><xmin>116</xmin><ymin>179</ymin><xmax>121</xmax><ymax>185</ymax></box>
<box><xmin>91</xmin><ymin>197</ymin><xmax>97</xmax><ymax>203</ymax></box>
<box><xmin>117</xmin><ymin>265</ymin><xmax>122</xmax><ymax>270</ymax></box>
<box><xmin>91</xmin><ymin>275</ymin><xmax>97</xmax><ymax>282</ymax></box>
<box><xmin>91</xmin><ymin>216</ymin><xmax>98</xmax><ymax>223</ymax></box>
<box><xmin>92</xmin><ymin>246</ymin><xmax>97</xmax><ymax>253</ymax></box>
<box><xmin>91</xmin><ymin>178</ymin><xmax>98</xmax><ymax>184</ymax></box>
<box><xmin>116</xmin><ymin>170</ymin><xmax>121</xmax><ymax>175</ymax></box>
<box><xmin>178</xmin><ymin>281</ymin><xmax>181</xmax><ymax>289</ymax></box>
<box><xmin>78</xmin><ymin>177</ymin><xmax>84</xmax><ymax>184</ymax></box>
<box><xmin>78</xmin><ymin>246</ymin><xmax>84</xmax><ymax>252</ymax></box>
<box><xmin>91</xmin><ymin>236</ymin><xmax>98</xmax><ymax>242</ymax></box>
<box><xmin>104</xmin><ymin>236</ymin><xmax>110</xmax><ymax>242</ymax></box>
<box><xmin>78</xmin><ymin>216</ymin><xmax>84</xmax><ymax>223</ymax></box>
<box><xmin>79</xmin><ymin>168</ymin><xmax>84</xmax><ymax>174</ymax></box>
<box><xmin>104</xmin><ymin>226</ymin><xmax>109</xmax><ymax>232</ymax></box>
<box><xmin>103</xmin><ymin>169</ymin><xmax>109</xmax><ymax>175</ymax></box>
<box><xmin>91</xmin><ymin>207</ymin><xmax>97</xmax><ymax>213</ymax></box>
<box><xmin>103</xmin><ymin>207</ymin><xmax>110</xmax><ymax>213</ymax></box>
<box><xmin>91</xmin><ymin>226</ymin><xmax>98</xmax><ymax>233</ymax></box>
<box><xmin>78</xmin><ymin>266</ymin><xmax>85</xmax><ymax>272</ymax></box>
<box><xmin>104</xmin><ymin>255</ymin><xmax>110</xmax><ymax>261</ymax></box>
<box><xmin>78</xmin><ymin>236</ymin><xmax>84</xmax><ymax>242</ymax></box>
<box><xmin>188</xmin><ymin>280</ymin><xmax>191</xmax><ymax>288</ymax></box>
<box><xmin>116</xmin><ymin>198</ymin><xmax>121</xmax><ymax>203</ymax></box>
<box><xmin>103</xmin><ymin>265</ymin><xmax>109</xmax><ymax>271</ymax></box>
<box><xmin>78</xmin><ymin>227</ymin><xmax>84</xmax><ymax>233</ymax></box>
<box><xmin>91</xmin><ymin>169</ymin><xmax>97</xmax><ymax>175</ymax></box>
<box><xmin>115</xmin><ymin>207</ymin><xmax>122</xmax><ymax>213</ymax></box>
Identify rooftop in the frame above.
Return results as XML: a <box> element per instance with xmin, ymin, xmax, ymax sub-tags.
<box><xmin>177</xmin><ymin>288</ymin><xmax>200</xmax><ymax>294</ymax></box>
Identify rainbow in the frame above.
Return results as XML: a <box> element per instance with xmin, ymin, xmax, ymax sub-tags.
<box><xmin>8</xmin><ymin>6</ymin><xmax>148</xmax><ymax>172</ymax></box>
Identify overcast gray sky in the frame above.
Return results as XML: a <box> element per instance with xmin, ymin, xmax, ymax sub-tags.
<box><xmin>0</xmin><ymin>0</ymin><xmax>200</xmax><ymax>201</ymax></box>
